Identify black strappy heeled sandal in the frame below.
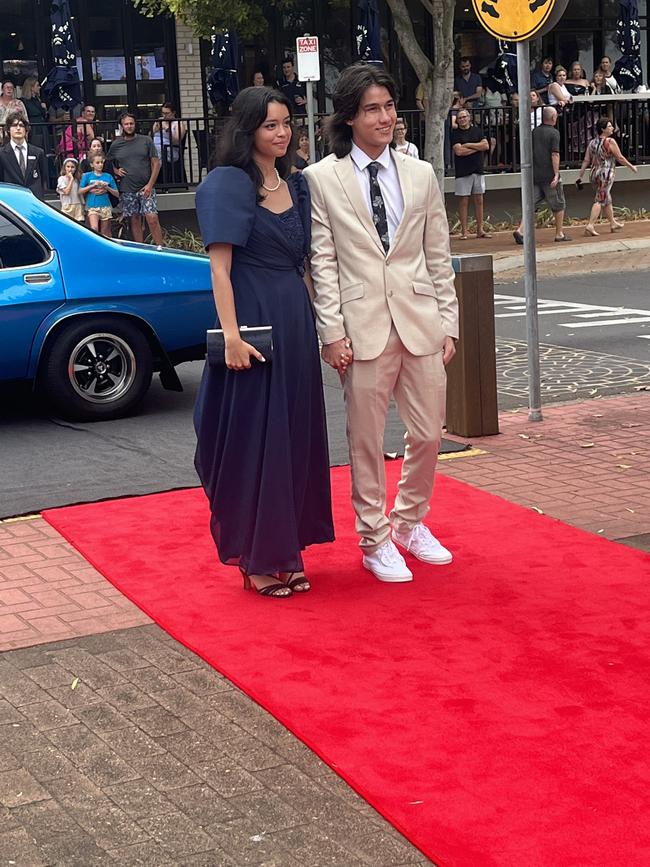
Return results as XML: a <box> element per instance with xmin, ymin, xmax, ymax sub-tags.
<box><xmin>281</xmin><ymin>572</ymin><xmax>311</xmax><ymax>593</ymax></box>
<box><xmin>239</xmin><ymin>567</ymin><xmax>293</xmax><ymax>598</ymax></box>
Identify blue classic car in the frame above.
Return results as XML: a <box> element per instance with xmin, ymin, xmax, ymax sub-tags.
<box><xmin>0</xmin><ymin>184</ymin><xmax>214</xmax><ymax>420</ymax></box>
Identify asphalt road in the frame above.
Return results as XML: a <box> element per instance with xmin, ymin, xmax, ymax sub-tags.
<box><xmin>495</xmin><ymin>272</ymin><xmax>650</xmax><ymax>361</ymax></box>
<box><xmin>3</xmin><ymin>270</ymin><xmax>648</xmax><ymax>517</ymax></box>
<box><xmin>0</xmin><ymin>362</ymin><xmax>409</xmax><ymax>518</ymax></box>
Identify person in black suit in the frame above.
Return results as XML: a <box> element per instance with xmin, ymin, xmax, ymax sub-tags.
<box><xmin>0</xmin><ymin>111</ymin><xmax>48</xmax><ymax>200</ymax></box>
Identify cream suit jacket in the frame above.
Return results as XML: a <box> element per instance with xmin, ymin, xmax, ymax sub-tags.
<box><xmin>303</xmin><ymin>150</ymin><xmax>459</xmax><ymax>361</ymax></box>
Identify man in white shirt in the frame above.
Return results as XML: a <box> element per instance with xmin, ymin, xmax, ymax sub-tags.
<box><xmin>304</xmin><ymin>64</ymin><xmax>459</xmax><ymax>584</ymax></box>
<box><xmin>530</xmin><ymin>90</ymin><xmax>544</xmax><ymax>129</ymax></box>
<box><xmin>0</xmin><ymin>111</ymin><xmax>47</xmax><ymax>199</ymax></box>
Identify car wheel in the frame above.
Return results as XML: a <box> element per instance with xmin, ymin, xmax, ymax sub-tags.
<box><xmin>41</xmin><ymin>317</ymin><xmax>153</xmax><ymax>421</ymax></box>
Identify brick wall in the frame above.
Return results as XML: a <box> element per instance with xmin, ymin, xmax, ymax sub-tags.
<box><xmin>175</xmin><ymin>20</ymin><xmax>204</xmax><ymax>116</ymax></box>
<box><xmin>174</xmin><ymin>20</ymin><xmax>205</xmax><ymax>181</ymax></box>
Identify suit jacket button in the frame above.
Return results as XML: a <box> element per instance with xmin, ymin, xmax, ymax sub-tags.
<box><xmin>387</xmin><ymin>290</ymin><xmax>393</xmax><ymax>297</ymax></box>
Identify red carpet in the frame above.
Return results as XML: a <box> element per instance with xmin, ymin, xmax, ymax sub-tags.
<box><xmin>43</xmin><ymin>464</ymin><xmax>650</xmax><ymax>866</ymax></box>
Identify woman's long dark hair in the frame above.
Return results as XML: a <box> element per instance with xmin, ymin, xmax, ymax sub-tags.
<box><xmin>327</xmin><ymin>63</ymin><xmax>398</xmax><ymax>158</ymax></box>
<box><xmin>216</xmin><ymin>86</ymin><xmax>295</xmax><ymax>201</ymax></box>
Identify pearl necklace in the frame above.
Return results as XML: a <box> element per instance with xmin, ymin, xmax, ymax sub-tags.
<box><xmin>261</xmin><ymin>168</ymin><xmax>282</xmax><ymax>192</ymax></box>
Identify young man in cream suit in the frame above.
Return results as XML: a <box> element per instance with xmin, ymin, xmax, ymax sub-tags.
<box><xmin>303</xmin><ymin>64</ymin><xmax>459</xmax><ymax>583</ymax></box>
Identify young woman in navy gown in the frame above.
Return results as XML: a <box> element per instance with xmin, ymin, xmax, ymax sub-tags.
<box><xmin>194</xmin><ymin>87</ymin><xmax>335</xmax><ymax>598</ymax></box>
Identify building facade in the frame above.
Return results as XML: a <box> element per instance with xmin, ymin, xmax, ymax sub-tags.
<box><xmin>0</xmin><ymin>0</ymin><xmax>647</xmax><ymax>121</ymax></box>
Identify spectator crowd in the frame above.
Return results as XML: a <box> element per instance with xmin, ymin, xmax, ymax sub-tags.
<box><xmin>0</xmin><ymin>77</ymin><xmax>186</xmax><ymax>244</ymax></box>
<box><xmin>0</xmin><ymin>50</ymin><xmax>644</xmax><ymax>247</ymax></box>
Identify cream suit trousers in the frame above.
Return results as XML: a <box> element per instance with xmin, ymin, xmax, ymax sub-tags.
<box><xmin>343</xmin><ymin>326</ymin><xmax>447</xmax><ymax>552</ymax></box>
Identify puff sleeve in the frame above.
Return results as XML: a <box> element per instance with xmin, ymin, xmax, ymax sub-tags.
<box><xmin>195</xmin><ymin>166</ymin><xmax>256</xmax><ymax>250</ymax></box>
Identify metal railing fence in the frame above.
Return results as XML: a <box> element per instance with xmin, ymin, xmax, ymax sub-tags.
<box><xmin>22</xmin><ymin>96</ymin><xmax>650</xmax><ymax>196</ymax></box>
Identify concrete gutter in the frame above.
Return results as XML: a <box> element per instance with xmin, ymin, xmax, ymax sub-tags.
<box><xmin>492</xmin><ymin>236</ymin><xmax>650</xmax><ymax>272</ymax></box>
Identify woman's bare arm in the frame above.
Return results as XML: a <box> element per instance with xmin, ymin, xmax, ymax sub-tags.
<box><xmin>608</xmin><ymin>138</ymin><xmax>637</xmax><ymax>171</ymax></box>
<box><xmin>303</xmin><ymin>258</ymin><xmax>315</xmax><ymax>303</ymax></box>
<box><xmin>578</xmin><ymin>144</ymin><xmax>592</xmax><ymax>179</ymax></box>
<box><xmin>209</xmin><ymin>243</ymin><xmax>265</xmax><ymax>369</ymax></box>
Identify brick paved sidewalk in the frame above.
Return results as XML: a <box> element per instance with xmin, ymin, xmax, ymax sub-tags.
<box><xmin>441</xmin><ymin>392</ymin><xmax>650</xmax><ymax>544</ymax></box>
<box><xmin>1</xmin><ymin>392</ymin><xmax>648</xmax><ymax>865</ymax></box>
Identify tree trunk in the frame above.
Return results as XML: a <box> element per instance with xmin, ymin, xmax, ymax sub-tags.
<box><xmin>427</xmin><ymin>0</ymin><xmax>454</xmax><ymax>189</ymax></box>
<box><xmin>386</xmin><ymin>0</ymin><xmax>454</xmax><ymax>190</ymax></box>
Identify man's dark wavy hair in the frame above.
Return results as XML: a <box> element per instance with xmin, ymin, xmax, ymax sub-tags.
<box><xmin>327</xmin><ymin>63</ymin><xmax>398</xmax><ymax>158</ymax></box>
<box><xmin>216</xmin><ymin>86</ymin><xmax>295</xmax><ymax>201</ymax></box>
<box><xmin>4</xmin><ymin>110</ymin><xmax>29</xmax><ymax>135</ymax></box>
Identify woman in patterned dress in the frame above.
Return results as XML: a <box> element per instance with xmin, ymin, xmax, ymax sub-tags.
<box><xmin>578</xmin><ymin>117</ymin><xmax>637</xmax><ymax>236</ymax></box>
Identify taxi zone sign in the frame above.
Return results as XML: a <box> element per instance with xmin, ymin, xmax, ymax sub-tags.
<box><xmin>296</xmin><ymin>36</ymin><xmax>320</xmax><ymax>81</ymax></box>
<box><xmin>472</xmin><ymin>0</ymin><xmax>570</xmax><ymax>41</ymax></box>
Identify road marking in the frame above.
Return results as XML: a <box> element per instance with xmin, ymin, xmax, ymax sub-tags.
<box><xmin>560</xmin><ymin>317</ymin><xmax>650</xmax><ymax>328</ymax></box>
<box><xmin>497</xmin><ymin>308</ymin><xmax>592</xmax><ymax>317</ymax></box>
<box><xmin>573</xmin><ymin>311</ymin><xmax>633</xmax><ymax>318</ymax></box>
<box><xmin>494</xmin><ymin>294</ymin><xmax>650</xmax><ymax>339</ymax></box>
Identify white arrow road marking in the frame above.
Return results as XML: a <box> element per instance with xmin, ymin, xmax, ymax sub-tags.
<box><xmin>494</xmin><ymin>294</ymin><xmax>650</xmax><ymax>339</ymax></box>
<box><xmin>561</xmin><ymin>317</ymin><xmax>650</xmax><ymax>328</ymax></box>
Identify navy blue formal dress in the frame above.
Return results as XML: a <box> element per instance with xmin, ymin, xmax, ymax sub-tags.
<box><xmin>194</xmin><ymin>167</ymin><xmax>334</xmax><ymax>575</ymax></box>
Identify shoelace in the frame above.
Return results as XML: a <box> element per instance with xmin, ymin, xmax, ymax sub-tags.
<box><xmin>409</xmin><ymin>524</ymin><xmax>435</xmax><ymax>549</ymax></box>
<box><xmin>377</xmin><ymin>541</ymin><xmax>400</xmax><ymax>564</ymax></box>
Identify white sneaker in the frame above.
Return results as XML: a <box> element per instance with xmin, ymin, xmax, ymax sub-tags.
<box><xmin>392</xmin><ymin>523</ymin><xmax>453</xmax><ymax>565</ymax></box>
<box><xmin>362</xmin><ymin>540</ymin><xmax>413</xmax><ymax>583</ymax></box>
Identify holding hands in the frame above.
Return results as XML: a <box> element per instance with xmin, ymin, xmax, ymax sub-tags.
<box><xmin>322</xmin><ymin>337</ymin><xmax>353</xmax><ymax>373</ymax></box>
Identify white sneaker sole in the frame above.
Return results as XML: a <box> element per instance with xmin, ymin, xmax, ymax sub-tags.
<box><xmin>391</xmin><ymin>534</ymin><xmax>453</xmax><ymax>565</ymax></box>
<box><xmin>362</xmin><ymin>559</ymin><xmax>413</xmax><ymax>583</ymax></box>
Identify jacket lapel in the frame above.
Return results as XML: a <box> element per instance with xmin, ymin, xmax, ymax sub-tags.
<box><xmin>389</xmin><ymin>151</ymin><xmax>413</xmax><ymax>254</ymax></box>
<box><xmin>333</xmin><ymin>155</ymin><xmax>385</xmax><ymax>255</ymax></box>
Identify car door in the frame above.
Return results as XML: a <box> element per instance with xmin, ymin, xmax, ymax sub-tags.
<box><xmin>0</xmin><ymin>207</ymin><xmax>65</xmax><ymax>381</ymax></box>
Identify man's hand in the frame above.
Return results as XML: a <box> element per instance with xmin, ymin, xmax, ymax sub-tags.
<box><xmin>114</xmin><ymin>167</ymin><xmax>127</xmax><ymax>178</ymax></box>
<box><xmin>442</xmin><ymin>336</ymin><xmax>457</xmax><ymax>366</ymax></box>
<box><xmin>141</xmin><ymin>184</ymin><xmax>153</xmax><ymax>198</ymax></box>
<box><xmin>550</xmin><ymin>173</ymin><xmax>560</xmax><ymax>189</ymax></box>
<box><xmin>322</xmin><ymin>337</ymin><xmax>353</xmax><ymax>372</ymax></box>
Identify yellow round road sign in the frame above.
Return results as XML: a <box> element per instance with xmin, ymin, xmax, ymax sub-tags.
<box><xmin>472</xmin><ymin>0</ymin><xmax>569</xmax><ymax>41</ymax></box>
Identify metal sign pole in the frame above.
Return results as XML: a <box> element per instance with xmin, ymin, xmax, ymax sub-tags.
<box><xmin>516</xmin><ymin>39</ymin><xmax>543</xmax><ymax>422</ymax></box>
<box><xmin>306</xmin><ymin>80</ymin><xmax>316</xmax><ymax>163</ymax></box>
<box><xmin>296</xmin><ymin>34</ymin><xmax>319</xmax><ymax>164</ymax></box>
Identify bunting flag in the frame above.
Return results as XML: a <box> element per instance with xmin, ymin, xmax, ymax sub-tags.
<box><xmin>614</xmin><ymin>0</ymin><xmax>642</xmax><ymax>91</ymax></box>
<box><xmin>493</xmin><ymin>40</ymin><xmax>518</xmax><ymax>94</ymax></box>
<box><xmin>357</xmin><ymin>0</ymin><xmax>382</xmax><ymax>65</ymax></box>
<box><xmin>207</xmin><ymin>30</ymin><xmax>240</xmax><ymax>112</ymax></box>
<box><xmin>42</xmin><ymin>0</ymin><xmax>81</xmax><ymax>110</ymax></box>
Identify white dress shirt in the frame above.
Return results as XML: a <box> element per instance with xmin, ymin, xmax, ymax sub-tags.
<box><xmin>350</xmin><ymin>142</ymin><xmax>404</xmax><ymax>245</ymax></box>
<box><xmin>530</xmin><ymin>107</ymin><xmax>543</xmax><ymax>130</ymax></box>
<box><xmin>10</xmin><ymin>139</ymin><xmax>27</xmax><ymax>170</ymax></box>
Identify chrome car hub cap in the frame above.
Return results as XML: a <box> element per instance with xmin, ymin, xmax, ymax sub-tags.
<box><xmin>68</xmin><ymin>333</ymin><xmax>136</xmax><ymax>404</ymax></box>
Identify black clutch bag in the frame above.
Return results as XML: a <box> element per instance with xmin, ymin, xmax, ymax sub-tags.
<box><xmin>206</xmin><ymin>326</ymin><xmax>273</xmax><ymax>367</ymax></box>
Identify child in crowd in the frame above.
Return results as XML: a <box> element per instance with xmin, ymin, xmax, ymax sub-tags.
<box><xmin>79</xmin><ymin>153</ymin><xmax>119</xmax><ymax>237</ymax></box>
<box><xmin>56</xmin><ymin>158</ymin><xmax>84</xmax><ymax>222</ymax></box>
<box><xmin>80</xmin><ymin>137</ymin><xmax>108</xmax><ymax>175</ymax></box>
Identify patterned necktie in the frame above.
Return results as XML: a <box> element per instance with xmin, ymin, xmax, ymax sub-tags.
<box><xmin>17</xmin><ymin>145</ymin><xmax>26</xmax><ymax>178</ymax></box>
<box><xmin>367</xmin><ymin>161</ymin><xmax>390</xmax><ymax>253</ymax></box>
